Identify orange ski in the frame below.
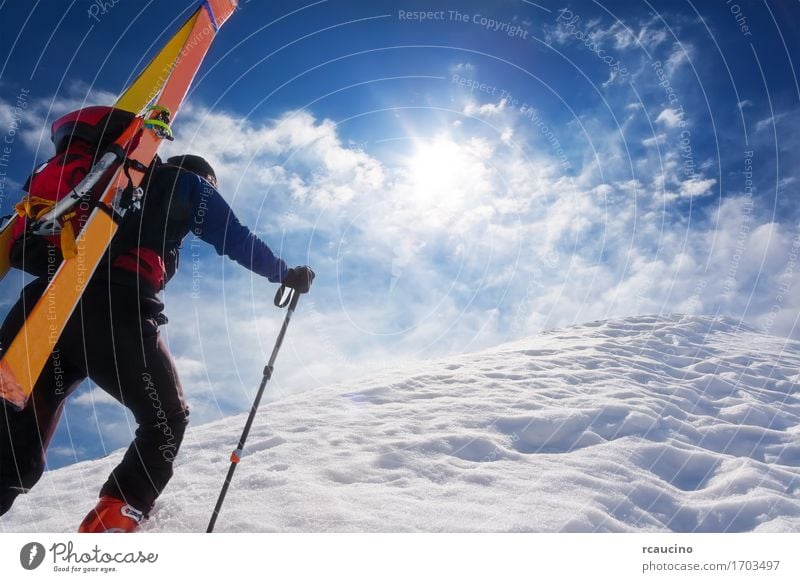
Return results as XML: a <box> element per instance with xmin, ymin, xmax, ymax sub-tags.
<box><xmin>0</xmin><ymin>0</ymin><xmax>238</xmax><ymax>409</ymax></box>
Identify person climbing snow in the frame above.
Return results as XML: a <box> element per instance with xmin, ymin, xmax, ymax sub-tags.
<box><xmin>0</xmin><ymin>151</ymin><xmax>314</xmax><ymax>532</ymax></box>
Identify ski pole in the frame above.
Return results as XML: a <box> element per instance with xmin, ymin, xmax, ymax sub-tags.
<box><xmin>206</xmin><ymin>285</ymin><xmax>301</xmax><ymax>533</ymax></box>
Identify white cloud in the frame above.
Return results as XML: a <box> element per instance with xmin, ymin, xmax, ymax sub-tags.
<box><xmin>642</xmin><ymin>134</ymin><xmax>667</xmax><ymax>147</ymax></box>
<box><xmin>0</xmin><ymin>102</ymin><xmax>15</xmax><ymax>130</ymax></box>
<box><xmin>463</xmin><ymin>98</ymin><xmax>508</xmax><ymax>117</ymax></box>
<box><xmin>591</xmin><ymin>184</ymin><xmax>613</xmax><ymax>198</ymax></box>
<box><xmin>547</xmin><ymin>15</ymin><xmax>666</xmax><ymax>57</ymax></box>
<box><xmin>616</xmin><ymin>179</ymin><xmax>643</xmax><ymax>193</ymax></box>
<box><xmin>601</xmin><ymin>69</ymin><xmax>624</xmax><ymax>89</ymax></box>
<box><xmin>679</xmin><ymin>177</ymin><xmax>717</xmax><ymax>198</ymax></box>
<box><xmin>72</xmin><ymin>387</ymin><xmax>119</xmax><ymax>407</ymax></box>
<box><xmin>755</xmin><ymin>113</ymin><xmax>787</xmax><ymax>133</ymax></box>
<box><xmin>160</xmin><ymin>106</ymin><xmax>386</xmax><ymax>211</ymax></box>
<box><xmin>636</xmin><ymin>25</ymin><xmax>668</xmax><ymax>50</ymax></box>
<box><xmin>599</xmin><ymin>17</ymin><xmax>667</xmax><ymax>51</ymax></box>
<box><xmin>665</xmin><ymin>43</ymin><xmax>692</xmax><ymax>75</ymax></box>
<box><xmin>608</xmin><ymin>22</ymin><xmax>636</xmax><ymax>50</ymax></box>
<box><xmin>655</xmin><ymin>108</ymin><xmax>683</xmax><ymax>128</ymax></box>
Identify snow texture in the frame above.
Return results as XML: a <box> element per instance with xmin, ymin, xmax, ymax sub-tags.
<box><xmin>2</xmin><ymin>314</ymin><xmax>799</xmax><ymax>532</ymax></box>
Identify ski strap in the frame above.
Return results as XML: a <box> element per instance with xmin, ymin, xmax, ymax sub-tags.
<box><xmin>274</xmin><ymin>285</ymin><xmax>291</xmax><ymax>308</ymax></box>
<box><xmin>273</xmin><ymin>286</ymin><xmax>300</xmax><ymax>310</ymax></box>
<box><xmin>14</xmin><ymin>196</ymin><xmax>79</xmax><ymax>258</ymax></box>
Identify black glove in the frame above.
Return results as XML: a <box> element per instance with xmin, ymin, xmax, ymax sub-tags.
<box><xmin>282</xmin><ymin>266</ymin><xmax>315</xmax><ymax>294</ymax></box>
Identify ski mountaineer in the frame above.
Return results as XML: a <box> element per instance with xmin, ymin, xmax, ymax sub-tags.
<box><xmin>0</xmin><ymin>154</ymin><xmax>315</xmax><ymax>532</ymax></box>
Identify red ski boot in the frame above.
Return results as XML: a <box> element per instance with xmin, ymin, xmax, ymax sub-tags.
<box><xmin>78</xmin><ymin>496</ymin><xmax>145</xmax><ymax>533</ymax></box>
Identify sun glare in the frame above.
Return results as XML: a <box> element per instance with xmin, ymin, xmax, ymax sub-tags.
<box><xmin>406</xmin><ymin>137</ymin><xmax>470</xmax><ymax>209</ymax></box>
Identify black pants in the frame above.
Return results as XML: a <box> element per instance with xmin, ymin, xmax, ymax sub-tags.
<box><xmin>0</xmin><ymin>278</ymin><xmax>187</xmax><ymax>517</ymax></box>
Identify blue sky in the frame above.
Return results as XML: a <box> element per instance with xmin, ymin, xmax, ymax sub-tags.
<box><xmin>0</xmin><ymin>0</ymin><xmax>798</xmax><ymax>469</ymax></box>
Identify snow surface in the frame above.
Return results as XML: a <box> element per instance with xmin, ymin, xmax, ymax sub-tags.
<box><xmin>3</xmin><ymin>314</ymin><xmax>800</xmax><ymax>532</ymax></box>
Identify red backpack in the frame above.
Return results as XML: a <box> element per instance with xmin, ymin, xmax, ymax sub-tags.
<box><xmin>9</xmin><ymin>106</ymin><xmax>136</xmax><ymax>276</ymax></box>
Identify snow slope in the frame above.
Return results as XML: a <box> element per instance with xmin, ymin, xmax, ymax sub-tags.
<box><xmin>3</xmin><ymin>314</ymin><xmax>800</xmax><ymax>532</ymax></box>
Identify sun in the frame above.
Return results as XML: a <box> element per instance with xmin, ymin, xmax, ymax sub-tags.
<box><xmin>406</xmin><ymin>136</ymin><xmax>471</xmax><ymax>210</ymax></box>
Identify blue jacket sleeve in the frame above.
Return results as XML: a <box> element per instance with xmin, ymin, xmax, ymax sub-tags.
<box><xmin>186</xmin><ymin>174</ymin><xmax>289</xmax><ymax>283</ymax></box>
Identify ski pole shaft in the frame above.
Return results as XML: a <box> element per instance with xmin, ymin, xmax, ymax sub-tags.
<box><xmin>206</xmin><ymin>286</ymin><xmax>301</xmax><ymax>533</ymax></box>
